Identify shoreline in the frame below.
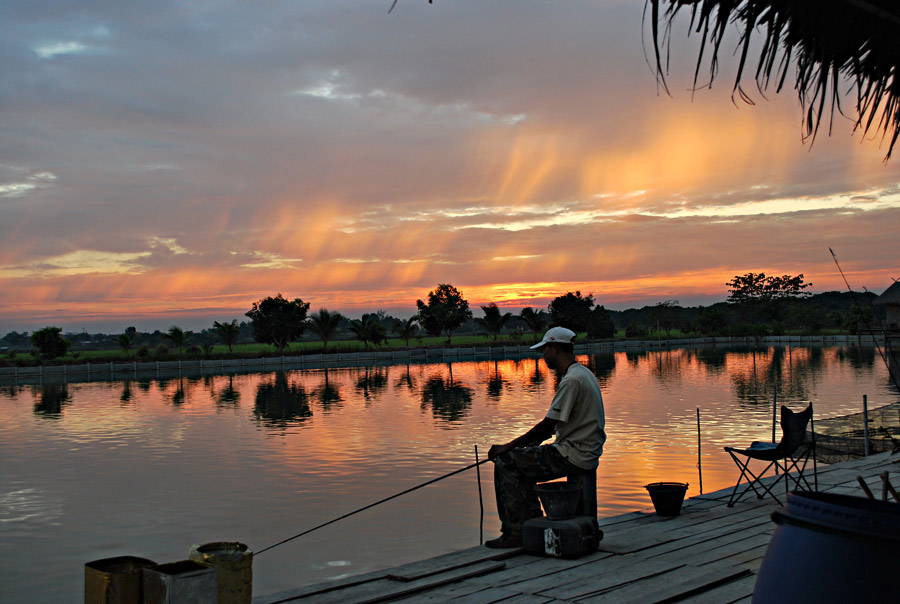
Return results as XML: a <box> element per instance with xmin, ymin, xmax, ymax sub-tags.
<box><xmin>0</xmin><ymin>334</ymin><xmax>881</xmax><ymax>384</ymax></box>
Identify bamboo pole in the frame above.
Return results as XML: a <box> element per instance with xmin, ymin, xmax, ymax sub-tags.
<box><xmin>696</xmin><ymin>408</ymin><xmax>703</xmax><ymax>495</ymax></box>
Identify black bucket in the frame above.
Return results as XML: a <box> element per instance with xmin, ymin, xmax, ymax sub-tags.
<box><xmin>644</xmin><ymin>482</ymin><xmax>689</xmax><ymax>516</ymax></box>
<box><xmin>753</xmin><ymin>491</ymin><xmax>900</xmax><ymax>603</ymax></box>
<box><xmin>535</xmin><ymin>482</ymin><xmax>581</xmax><ymax>520</ymax></box>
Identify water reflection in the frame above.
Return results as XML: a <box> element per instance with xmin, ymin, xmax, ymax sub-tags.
<box><xmin>584</xmin><ymin>352</ymin><xmax>616</xmax><ymax>385</ymax></box>
<box><xmin>485</xmin><ymin>361</ymin><xmax>509</xmax><ymax>400</ymax></box>
<box><xmin>253</xmin><ymin>371</ymin><xmax>312</xmax><ymax>429</ymax></box>
<box><xmin>1</xmin><ymin>343</ymin><xmax>895</xmax><ymax>603</ymax></box>
<box><xmin>394</xmin><ymin>365</ymin><xmax>417</xmax><ymax>394</ymax></box>
<box><xmin>527</xmin><ymin>358</ymin><xmax>545</xmax><ymax>390</ymax></box>
<box><xmin>215</xmin><ymin>375</ymin><xmax>241</xmax><ymax>408</ymax></box>
<box><xmin>169</xmin><ymin>377</ymin><xmax>187</xmax><ymax>406</ymax></box>
<box><xmin>33</xmin><ymin>382</ymin><xmax>70</xmax><ymax>418</ymax></box>
<box><xmin>690</xmin><ymin>347</ymin><xmax>728</xmax><ymax>373</ymax></box>
<box><xmin>421</xmin><ymin>365</ymin><xmax>474</xmax><ymax>424</ymax></box>
<box><xmin>120</xmin><ymin>380</ymin><xmax>134</xmax><ymax>404</ymax></box>
<box><xmin>835</xmin><ymin>345</ymin><xmax>878</xmax><ymax>368</ymax></box>
<box><xmin>314</xmin><ymin>370</ymin><xmax>342</xmax><ymax>411</ymax></box>
<box><xmin>355</xmin><ymin>367</ymin><xmax>388</xmax><ymax>403</ymax></box>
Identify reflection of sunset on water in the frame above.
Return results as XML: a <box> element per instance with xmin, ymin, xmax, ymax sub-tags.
<box><xmin>0</xmin><ymin>344</ymin><xmax>895</xmax><ymax>601</ymax></box>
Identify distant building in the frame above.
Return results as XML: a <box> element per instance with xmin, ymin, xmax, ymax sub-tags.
<box><xmin>874</xmin><ymin>280</ymin><xmax>900</xmax><ymax>389</ymax></box>
<box><xmin>875</xmin><ymin>280</ymin><xmax>900</xmax><ymax>330</ymax></box>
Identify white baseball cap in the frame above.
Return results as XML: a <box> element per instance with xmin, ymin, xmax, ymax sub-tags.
<box><xmin>530</xmin><ymin>326</ymin><xmax>577</xmax><ymax>349</ymax></box>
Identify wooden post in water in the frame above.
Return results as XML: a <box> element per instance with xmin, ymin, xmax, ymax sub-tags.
<box><xmin>696</xmin><ymin>408</ymin><xmax>703</xmax><ymax>495</ymax></box>
<box><xmin>772</xmin><ymin>388</ymin><xmax>778</xmax><ymax>443</ymax></box>
<box><xmin>864</xmin><ymin>394</ymin><xmax>870</xmax><ymax>457</ymax></box>
<box><xmin>772</xmin><ymin>389</ymin><xmax>779</xmax><ymax>475</ymax></box>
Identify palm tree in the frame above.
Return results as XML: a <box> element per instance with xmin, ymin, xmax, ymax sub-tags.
<box><xmin>164</xmin><ymin>326</ymin><xmax>191</xmax><ymax>355</ymax></box>
<box><xmin>309</xmin><ymin>308</ymin><xmax>344</xmax><ymax>349</ymax></box>
<box><xmin>520</xmin><ymin>307</ymin><xmax>547</xmax><ymax>341</ymax></box>
<box><xmin>349</xmin><ymin>314</ymin><xmax>386</xmax><ymax>350</ymax></box>
<box><xmin>213</xmin><ymin>320</ymin><xmax>240</xmax><ymax>353</ymax></box>
<box><xmin>475</xmin><ymin>303</ymin><xmax>512</xmax><ymax>341</ymax></box>
<box><xmin>393</xmin><ymin>316</ymin><xmax>418</xmax><ymax>347</ymax></box>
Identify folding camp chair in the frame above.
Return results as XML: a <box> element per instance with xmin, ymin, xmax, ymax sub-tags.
<box><xmin>724</xmin><ymin>403</ymin><xmax>817</xmax><ymax>507</ymax></box>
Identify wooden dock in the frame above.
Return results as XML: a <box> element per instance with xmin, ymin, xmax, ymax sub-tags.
<box><xmin>254</xmin><ymin>452</ymin><xmax>899</xmax><ymax>604</ymax></box>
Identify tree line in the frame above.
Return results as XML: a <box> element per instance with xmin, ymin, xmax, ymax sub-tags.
<box><xmin>1</xmin><ymin>273</ymin><xmax>885</xmax><ymax>362</ymax></box>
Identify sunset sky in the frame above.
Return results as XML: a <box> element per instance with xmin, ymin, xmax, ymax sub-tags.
<box><xmin>2</xmin><ymin>1</ymin><xmax>898</xmax><ymax>334</ymax></box>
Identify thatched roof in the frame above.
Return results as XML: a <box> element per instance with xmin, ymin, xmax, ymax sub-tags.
<box><xmin>647</xmin><ymin>0</ymin><xmax>900</xmax><ymax>160</ymax></box>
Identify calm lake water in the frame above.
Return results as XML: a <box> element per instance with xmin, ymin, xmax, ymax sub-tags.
<box><xmin>1</xmin><ymin>344</ymin><xmax>896</xmax><ymax>603</ymax></box>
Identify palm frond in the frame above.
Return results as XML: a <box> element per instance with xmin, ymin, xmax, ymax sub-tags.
<box><xmin>647</xmin><ymin>0</ymin><xmax>900</xmax><ymax>160</ymax></box>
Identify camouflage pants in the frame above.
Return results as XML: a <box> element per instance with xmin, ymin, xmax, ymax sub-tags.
<box><xmin>493</xmin><ymin>445</ymin><xmax>577</xmax><ymax>535</ymax></box>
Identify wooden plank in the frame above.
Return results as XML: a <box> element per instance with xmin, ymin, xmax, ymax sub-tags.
<box><xmin>599</xmin><ymin>507</ymin><xmax>773</xmax><ymax>556</ymax></box>
<box><xmin>636</xmin><ymin>516</ymin><xmax>774</xmax><ymax>561</ymax></box>
<box><xmin>577</xmin><ymin>564</ymin><xmax>751</xmax><ymax>604</ymax></box>
<box><xmin>660</xmin><ymin>533</ymin><xmax>772</xmax><ymax>567</ymax></box>
<box><xmin>297</xmin><ymin>561</ymin><xmax>507</xmax><ymax>604</ymax></box>
<box><xmin>470</xmin><ymin>551</ymin><xmax>616</xmax><ymax>589</ymax></box>
<box><xmin>388</xmin><ymin>546</ymin><xmax>521</xmax><ymax>581</ymax></box>
<box><xmin>675</xmin><ymin>572</ymin><xmax>757</xmax><ymax>604</ymax></box>
<box><xmin>387</xmin><ymin>580</ymin><xmax>495</xmax><ymax>602</ymax></box>
<box><xmin>253</xmin><ymin>569</ymin><xmax>389</xmax><ymax>604</ymax></box>
<box><xmin>444</xmin><ymin>588</ymin><xmax>553</xmax><ymax>604</ymax></box>
<box><xmin>608</xmin><ymin>565</ymin><xmax>752</xmax><ymax>604</ymax></box>
<box><xmin>485</xmin><ymin>553</ymin><xmax>636</xmax><ymax>594</ymax></box>
<box><xmin>720</xmin><ymin>543</ymin><xmax>769</xmax><ymax>570</ymax></box>
<box><xmin>536</xmin><ymin>559</ymin><xmax>685</xmax><ymax>600</ymax></box>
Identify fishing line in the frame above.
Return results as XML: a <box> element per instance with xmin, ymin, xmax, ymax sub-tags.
<box><xmin>829</xmin><ymin>248</ymin><xmax>899</xmax><ymax>393</ymax></box>
<box><xmin>256</xmin><ymin>457</ymin><xmax>492</xmax><ymax>556</ymax></box>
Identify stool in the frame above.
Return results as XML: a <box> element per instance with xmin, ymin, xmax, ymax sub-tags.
<box><xmin>566</xmin><ymin>468</ymin><xmax>598</xmax><ymax>521</ymax></box>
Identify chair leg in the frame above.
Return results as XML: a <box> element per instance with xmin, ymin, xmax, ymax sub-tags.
<box><xmin>727</xmin><ymin>452</ymin><xmax>784</xmax><ymax>507</ymax></box>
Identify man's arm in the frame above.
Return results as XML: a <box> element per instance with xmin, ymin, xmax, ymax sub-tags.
<box><xmin>488</xmin><ymin>416</ymin><xmax>557</xmax><ymax>460</ymax></box>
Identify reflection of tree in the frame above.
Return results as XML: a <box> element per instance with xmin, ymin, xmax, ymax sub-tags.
<box><xmin>34</xmin><ymin>382</ymin><xmax>71</xmax><ymax>418</ymax></box>
<box><xmin>729</xmin><ymin>346</ymin><xmax>820</xmax><ymax>405</ymax></box>
<box><xmin>314</xmin><ymin>369</ymin><xmax>343</xmax><ymax>411</ymax></box>
<box><xmin>216</xmin><ymin>375</ymin><xmax>241</xmax><ymax>408</ymax></box>
<box><xmin>137</xmin><ymin>379</ymin><xmax>152</xmax><ymax>393</ymax></box>
<box><xmin>692</xmin><ymin>348</ymin><xmax>728</xmax><ymax>373</ymax></box>
<box><xmin>486</xmin><ymin>361</ymin><xmax>509</xmax><ymax>400</ymax></box>
<box><xmin>650</xmin><ymin>350</ymin><xmax>683</xmax><ymax>383</ymax></box>
<box><xmin>253</xmin><ymin>371</ymin><xmax>312</xmax><ymax>428</ymax></box>
<box><xmin>120</xmin><ymin>380</ymin><xmax>134</xmax><ymax>404</ymax></box>
<box><xmin>528</xmin><ymin>358</ymin><xmax>545</xmax><ymax>389</ymax></box>
<box><xmin>0</xmin><ymin>384</ymin><xmax>24</xmax><ymax>397</ymax></box>
<box><xmin>421</xmin><ymin>368</ymin><xmax>473</xmax><ymax>424</ymax></box>
<box><xmin>584</xmin><ymin>353</ymin><xmax>616</xmax><ymax>385</ymax></box>
<box><xmin>624</xmin><ymin>350</ymin><xmax>648</xmax><ymax>367</ymax></box>
<box><xmin>394</xmin><ymin>365</ymin><xmax>417</xmax><ymax>393</ymax></box>
<box><xmin>356</xmin><ymin>367</ymin><xmax>388</xmax><ymax>402</ymax></box>
<box><xmin>836</xmin><ymin>346</ymin><xmax>876</xmax><ymax>370</ymax></box>
<box><xmin>170</xmin><ymin>378</ymin><xmax>187</xmax><ymax>406</ymax></box>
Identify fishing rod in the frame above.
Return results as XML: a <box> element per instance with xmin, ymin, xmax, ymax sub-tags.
<box><xmin>256</xmin><ymin>457</ymin><xmax>492</xmax><ymax>556</ymax></box>
<box><xmin>829</xmin><ymin>248</ymin><xmax>900</xmax><ymax>394</ymax></box>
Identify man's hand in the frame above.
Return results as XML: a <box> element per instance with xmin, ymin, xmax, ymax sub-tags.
<box><xmin>488</xmin><ymin>443</ymin><xmax>511</xmax><ymax>461</ymax></box>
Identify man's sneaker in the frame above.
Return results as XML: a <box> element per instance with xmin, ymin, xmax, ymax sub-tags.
<box><xmin>484</xmin><ymin>533</ymin><xmax>522</xmax><ymax>549</ymax></box>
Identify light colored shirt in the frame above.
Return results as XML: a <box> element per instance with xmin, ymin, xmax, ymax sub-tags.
<box><xmin>544</xmin><ymin>362</ymin><xmax>606</xmax><ymax>470</ymax></box>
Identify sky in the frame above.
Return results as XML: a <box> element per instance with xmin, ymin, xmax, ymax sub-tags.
<box><xmin>2</xmin><ymin>0</ymin><xmax>898</xmax><ymax>334</ymax></box>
